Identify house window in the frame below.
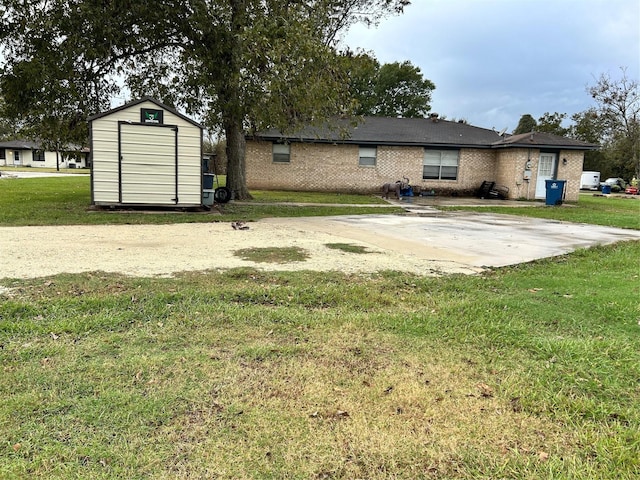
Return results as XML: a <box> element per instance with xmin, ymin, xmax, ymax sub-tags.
<box><xmin>0</xmin><ymin>149</ymin><xmax>5</xmax><ymax>160</ymax></box>
<box><xmin>539</xmin><ymin>155</ymin><xmax>554</xmax><ymax>177</ymax></box>
<box><xmin>423</xmin><ymin>149</ymin><xmax>459</xmax><ymax>180</ymax></box>
<box><xmin>359</xmin><ymin>146</ymin><xmax>377</xmax><ymax>166</ymax></box>
<box><xmin>33</xmin><ymin>150</ymin><xmax>45</xmax><ymax>162</ymax></box>
<box><xmin>272</xmin><ymin>143</ymin><xmax>290</xmax><ymax>163</ymax></box>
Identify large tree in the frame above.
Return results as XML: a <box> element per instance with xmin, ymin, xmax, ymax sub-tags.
<box><xmin>342</xmin><ymin>51</ymin><xmax>380</xmax><ymax>116</ymax></box>
<box><xmin>0</xmin><ymin>0</ymin><xmax>409</xmax><ymax>199</ymax></box>
<box><xmin>587</xmin><ymin>68</ymin><xmax>639</xmax><ymax>180</ymax></box>
<box><xmin>569</xmin><ymin>108</ymin><xmax>608</xmax><ymax>175</ymax></box>
<box><xmin>514</xmin><ymin>112</ymin><xmax>570</xmax><ymax>136</ymax></box>
<box><xmin>513</xmin><ymin>114</ymin><xmax>537</xmax><ymax>134</ymax></box>
<box><xmin>345</xmin><ymin>52</ymin><xmax>435</xmax><ymax>117</ymax></box>
<box><xmin>536</xmin><ymin>112</ymin><xmax>569</xmax><ymax>136</ymax></box>
<box><xmin>0</xmin><ymin>97</ymin><xmax>18</xmax><ymax>140</ymax></box>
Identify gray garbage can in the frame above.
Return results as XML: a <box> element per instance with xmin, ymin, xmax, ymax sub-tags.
<box><xmin>545</xmin><ymin>180</ymin><xmax>566</xmax><ymax>206</ymax></box>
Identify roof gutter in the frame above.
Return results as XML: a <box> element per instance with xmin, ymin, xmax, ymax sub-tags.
<box><xmin>248</xmin><ymin>136</ymin><xmax>496</xmax><ymax>149</ymax></box>
<box><xmin>491</xmin><ymin>142</ymin><xmax>600</xmax><ymax>150</ymax></box>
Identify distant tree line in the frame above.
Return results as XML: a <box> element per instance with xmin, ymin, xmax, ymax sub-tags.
<box><xmin>0</xmin><ymin>0</ymin><xmax>421</xmax><ymax>198</ymax></box>
<box><xmin>1</xmin><ymin>1</ymin><xmax>635</xmax><ymax>187</ymax></box>
<box><xmin>513</xmin><ymin>68</ymin><xmax>639</xmax><ymax>181</ymax></box>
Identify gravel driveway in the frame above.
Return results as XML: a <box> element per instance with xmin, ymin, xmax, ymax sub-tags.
<box><xmin>2</xmin><ymin>212</ymin><xmax>639</xmax><ymax>280</ymax></box>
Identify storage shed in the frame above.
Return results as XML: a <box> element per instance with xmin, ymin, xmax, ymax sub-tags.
<box><xmin>89</xmin><ymin>97</ymin><xmax>204</xmax><ymax>208</ymax></box>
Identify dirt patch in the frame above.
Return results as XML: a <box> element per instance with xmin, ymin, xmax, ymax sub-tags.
<box><xmin>0</xmin><ymin>220</ymin><xmax>478</xmax><ymax>280</ymax></box>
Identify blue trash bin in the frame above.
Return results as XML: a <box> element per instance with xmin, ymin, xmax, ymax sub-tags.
<box><xmin>203</xmin><ymin>173</ymin><xmax>215</xmax><ymax>190</ymax></box>
<box><xmin>601</xmin><ymin>184</ymin><xmax>611</xmax><ymax>194</ymax></box>
<box><xmin>545</xmin><ymin>180</ymin><xmax>566</xmax><ymax>206</ymax></box>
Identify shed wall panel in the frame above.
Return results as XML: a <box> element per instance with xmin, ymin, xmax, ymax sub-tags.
<box><xmin>91</xmin><ymin>100</ymin><xmax>202</xmax><ymax>206</ymax></box>
<box><xmin>121</xmin><ymin>124</ymin><xmax>176</xmax><ymax>204</ymax></box>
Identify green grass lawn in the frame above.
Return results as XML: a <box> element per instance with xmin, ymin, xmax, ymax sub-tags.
<box><xmin>0</xmin><ymin>166</ymin><xmax>91</xmax><ymax>174</ymax></box>
<box><xmin>0</xmin><ymin>176</ymin><xmax>400</xmax><ymax>226</ymax></box>
<box><xmin>1</xmin><ymin>177</ymin><xmax>639</xmax><ymax>478</ymax></box>
<box><xmin>1</xmin><ymin>176</ymin><xmax>638</xmax><ymax>229</ymax></box>
<box><xmin>445</xmin><ymin>193</ymin><xmax>640</xmax><ymax>230</ymax></box>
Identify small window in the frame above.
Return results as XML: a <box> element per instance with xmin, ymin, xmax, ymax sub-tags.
<box><xmin>423</xmin><ymin>149</ymin><xmax>459</xmax><ymax>180</ymax></box>
<box><xmin>359</xmin><ymin>146</ymin><xmax>376</xmax><ymax>166</ymax></box>
<box><xmin>0</xmin><ymin>149</ymin><xmax>5</xmax><ymax>160</ymax></box>
<box><xmin>272</xmin><ymin>143</ymin><xmax>290</xmax><ymax>163</ymax></box>
<box><xmin>33</xmin><ymin>150</ymin><xmax>45</xmax><ymax>162</ymax></box>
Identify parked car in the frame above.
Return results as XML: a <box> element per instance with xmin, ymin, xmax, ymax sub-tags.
<box><xmin>599</xmin><ymin>177</ymin><xmax>627</xmax><ymax>192</ymax></box>
<box><xmin>625</xmin><ymin>185</ymin><xmax>639</xmax><ymax>195</ymax></box>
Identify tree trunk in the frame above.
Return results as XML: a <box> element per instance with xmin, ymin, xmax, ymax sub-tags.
<box><xmin>224</xmin><ymin>119</ymin><xmax>251</xmax><ymax>200</ymax></box>
<box><xmin>221</xmin><ymin>0</ymin><xmax>252</xmax><ymax>200</ymax></box>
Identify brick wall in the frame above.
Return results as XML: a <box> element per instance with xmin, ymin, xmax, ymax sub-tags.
<box><xmin>494</xmin><ymin>148</ymin><xmax>584</xmax><ymax>201</ymax></box>
<box><xmin>496</xmin><ymin>148</ymin><xmax>532</xmax><ymax>200</ymax></box>
<box><xmin>246</xmin><ymin>140</ymin><xmax>585</xmax><ymax>201</ymax></box>
<box><xmin>246</xmin><ymin>141</ymin><xmax>421</xmax><ymax>192</ymax></box>
<box><xmin>246</xmin><ymin>140</ymin><xmax>499</xmax><ymax>194</ymax></box>
<box><xmin>556</xmin><ymin>150</ymin><xmax>585</xmax><ymax>202</ymax></box>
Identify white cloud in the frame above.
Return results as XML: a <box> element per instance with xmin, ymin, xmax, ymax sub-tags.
<box><xmin>343</xmin><ymin>0</ymin><xmax>640</xmax><ymax>130</ymax></box>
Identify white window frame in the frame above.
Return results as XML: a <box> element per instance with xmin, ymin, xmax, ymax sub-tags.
<box><xmin>272</xmin><ymin>143</ymin><xmax>290</xmax><ymax>163</ymax></box>
<box><xmin>359</xmin><ymin>146</ymin><xmax>377</xmax><ymax>167</ymax></box>
<box><xmin>423</xmin><ymin>149</ymin><xmax>459</xmax><ymax>180</ymax></box>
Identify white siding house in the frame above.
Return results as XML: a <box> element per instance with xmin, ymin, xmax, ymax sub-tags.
<box><xmin>0</xmin><ymin>140</ymin><xmax>88</xmax><ymax>169</ymax></box>
<box><xmin>89</xmin><ymin>97</ymin><xmax>203</xmax><ymax>207</ymax></box>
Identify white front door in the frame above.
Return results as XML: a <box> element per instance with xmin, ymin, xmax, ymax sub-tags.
<box><xmin>535</xmin><ymin>153</ymin><xmax>557</xmax><ymax>198</ymax></box>
<box><xmin>13</xmin><ymin>150</ymin><xmax>21</xmax><ymax>166</ymax></box>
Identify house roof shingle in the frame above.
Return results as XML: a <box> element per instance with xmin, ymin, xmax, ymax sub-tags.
<box><xmin>254</xmin><ymin>116</ymin><xmax>504</xmax><ymax>148</ymax></box>
<box><xmin>252</xmin><ymin>116</ymin><xmax>599</xmax><ymax>150</ymax></box>
<box><xmin>492</xmin><ymin>131</ymin><xmax>599</xmax><ymax>150</ymax></box>
<box><xmin>0</xmin><ymin>139</ymin><xmax>41</xmax><ymax>150</ymax></box>
<box><xmin>0</xmin><ymin>139</ymin><xmax>88</xmax><ymax>152</ymax></box>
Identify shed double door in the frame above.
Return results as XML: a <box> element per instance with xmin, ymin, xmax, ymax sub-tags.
<box><xmin>119</xmin><ymin>123</ymin><xmax>179</xmax><ymax>205</ymax></box>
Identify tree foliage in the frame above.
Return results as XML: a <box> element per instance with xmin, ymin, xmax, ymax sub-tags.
<box><xmin>0</xmin><ymin>97</ymin><xmax>18</xmax><ymax>140</ymax></box>
<box><xmin>570</xmin><ymin>108</ymin><xmax>608</xmax><ymax>174</ymax></box>
<box><xmin>513</xmin><ymin>114</ymin><xmax>537</xmax><ymax>134</ymax></box>
<box><xmin>344</xmin><ymin>52</ymin><xmax>434</xmax><ymax>117</ymax></box>
<box><xmin>536</xmin><ymin>112</ymin><xmax>569</xmax><ymax>136</ymax></box>
<box><xmin>511</xmin><ymin>69</ymin><xmax>639</xmax><ymax>180</ymax></box>
<box><xmin>514</xmin><ymin>112</ymin><xmax>573</xmax><ymax>137</ymax></box>
<box><xmin>0</xmin><ymin>0</ymin><xmax>409</xmax><ymax>198</ymax></box>
<box><xmin>587</xmin><ymin>68</ymin><xmax>639</xmax><ymax>180</ymax></box>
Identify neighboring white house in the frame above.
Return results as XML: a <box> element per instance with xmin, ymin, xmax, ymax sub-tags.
<box><xmin>88</xmin><ymin>97</ymin><xmax>204</xmax><ymax>208</ymax></box>
<box><xmin>0</xmin><ymin>139</ymin><xmax>89</xmax><ymax>169</ymax></box>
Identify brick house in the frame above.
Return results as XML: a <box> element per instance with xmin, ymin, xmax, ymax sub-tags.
<box><xmin>245</xmin><ymin>116</ymin><xmax>598</xmax><ymax>201</ymax></box>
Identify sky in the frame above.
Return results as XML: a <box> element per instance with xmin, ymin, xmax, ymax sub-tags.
<box><xmin>342</xmin><ymin>0</ymin><xmax>640</xmax><ymax>132</ymax></box>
